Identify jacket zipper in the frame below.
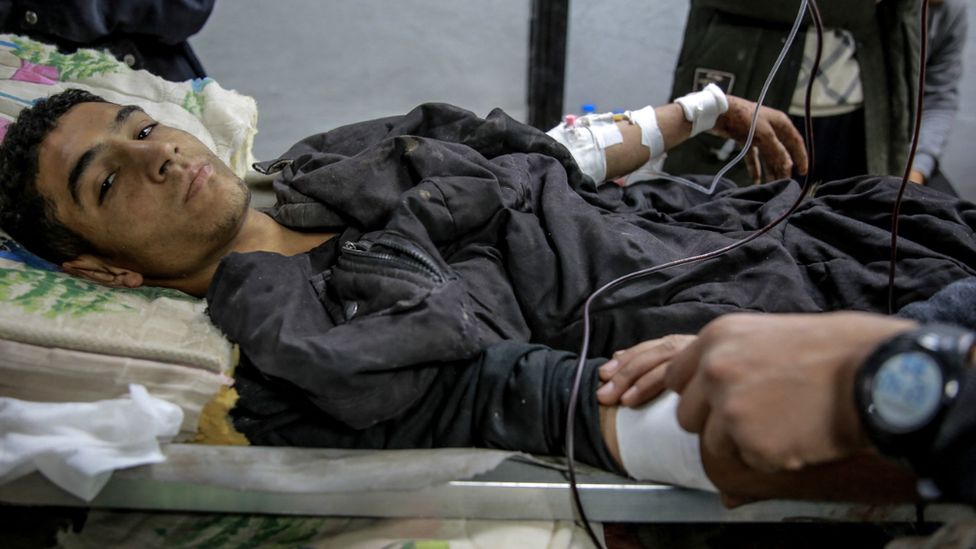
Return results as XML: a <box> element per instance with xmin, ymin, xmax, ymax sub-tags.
<box><xmin>341</xmin><ymin>239</ymin><xmax>446</xmax><ymax>283</ymax></box>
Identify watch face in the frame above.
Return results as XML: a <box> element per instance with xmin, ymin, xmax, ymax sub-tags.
<box><xmin>871</xmin><ymin>351</ymin><xmax>944</xmax><ymax>432</ymax></box>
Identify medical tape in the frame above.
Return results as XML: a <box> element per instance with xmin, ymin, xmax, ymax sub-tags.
<box><xmin>580</xmin><ymin>114</ymin><xmax>624</xmax><ymax>149</ymax></box>
<box><xmin>547</xmin><ymin>115</ymin><xmax>622</xmax><ymax>183</ymax></box>
<box><xmin>674</xmin><ymin>82</ymin><xmax>729</xmax><ymax>138</ymax></box>
<box><xmin>628</xmin><ymin>105</ymin><xmax>666</xmax><ymax>159</ymax></box>
<box><xmin>616</xmin><ymin>106</ymin><xmax>667</xmax><ymax>186</ymax></box>
<box><xmin>615</xmin><ymin>392</ymin><xmax>717</xmax><ymax>492</ymax></box>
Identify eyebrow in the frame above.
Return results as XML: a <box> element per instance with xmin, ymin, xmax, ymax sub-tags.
<box><xmin>66</xmin><ymin>104</ymin><xmax>146</xmax><ymax>205</ymax></box>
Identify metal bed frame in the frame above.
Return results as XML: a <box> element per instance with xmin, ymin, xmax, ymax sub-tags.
<box><xmin>2</xmin><ymin>444</ymin><xmax>973</xmax><ymax>525</ymax></box>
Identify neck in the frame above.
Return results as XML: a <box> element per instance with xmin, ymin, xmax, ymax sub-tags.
<box><xmin>151</xmin><ymin>209</ymin><xmax>335</xmax><ymax>297</ymax></box>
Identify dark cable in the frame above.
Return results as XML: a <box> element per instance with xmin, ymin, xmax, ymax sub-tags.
<box><xmin>563</xmin><ymin>2</ymin><xmax>825</xmax><ymax>545</ymax></box>
<box><xmin>887</xmin><ymin>0</ymin><xmax>929</xmax><ymax>314</ymax></box>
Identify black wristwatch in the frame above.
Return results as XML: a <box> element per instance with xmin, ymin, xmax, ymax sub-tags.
<box><xmin>855</xmin><ymin>324</ymin><xmax>974</xmax><ymax>464</ymax></box>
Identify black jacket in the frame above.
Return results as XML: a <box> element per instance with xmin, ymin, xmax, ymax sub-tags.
<box><xmin>206</xmin><ymin>103</ymin><xmax>976</xmax><ymax>471</ymax></box>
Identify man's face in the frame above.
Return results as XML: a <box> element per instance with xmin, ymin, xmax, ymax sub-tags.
<box><xmin>36</xmin><ymin>101</ymin><xmax>250</xmax><ymax>278</ymax></box>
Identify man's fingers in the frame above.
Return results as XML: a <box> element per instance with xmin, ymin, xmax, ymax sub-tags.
<box><xmin>619</xmin><ymin>365</ymin><xmax>668</xmax><ymax>407</ymax></box>
<box><xmin>614</xmin><ymin>334</ymin><xmax>695</xmax><ymax>361</ymax></box>
<box><xmin>753</xmin><ymin>123</ymin><xmax>794</xmax><ymax>181</ymax></box>
<box><xmin>773</xmin><ymin>113</ymin><xmax>808</xmax><ymax>176</ymax></box>
<box><xmin>746</xmin><ymin>147</ymin><xmax>761</xmax><ymax>184</ymax></box>
<box><xmin>598</xmin><ymin>358</ymin><xmax>620</xmax><ymax>381</ymax></box>
<box><xmin>663</xmin><ymin>337</ymin><xmax>702</xmax><ymax>393</ymax></box>
<box><xmin>598</xmin><ymin>336</ymin><xmax>693</xmax><ymax>405</ymax></box>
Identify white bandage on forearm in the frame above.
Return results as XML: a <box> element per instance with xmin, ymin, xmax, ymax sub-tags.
<box><xmin>674</xmin><ymin>83</ymin><xmax>729</xmax><ymax>138</ymax></box>
<box><xmin>547</xmin><ymin>114</ymin><xmax>623</xmax><ymax>183</ymax></box>
<box><xmin>628</xmin><ymin>105</ymin><xmax>666</xmax><ymax>160</ymax></box>
<box><xmin>616</xmin><ymin>391</ymin><xmax>717</xmax><ymax>492</ymax></box>
<box><xmin>621</xmin><ymin>105</ymin><xmax>667</xmax><ymax>186</ymax></box>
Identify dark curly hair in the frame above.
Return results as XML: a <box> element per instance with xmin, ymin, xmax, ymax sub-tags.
<box><xmin>0</xmin><ymin>89</ymin><xmax>108</xmax><ymax>264</ymax></box>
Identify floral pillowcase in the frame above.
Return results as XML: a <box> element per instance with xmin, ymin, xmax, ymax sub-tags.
<box><xmin>0</xmin><ymin>34</ymin><xmax>258</xmax><ymax>177</ymax></box>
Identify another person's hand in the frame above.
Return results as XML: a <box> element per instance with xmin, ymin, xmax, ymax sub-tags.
<box><xmin>596</xmin><ymin>334</ymin><xmax>696</xmax><ymax>407</ymax></box>
<box><xmin>701</xmin><ymin>443</ymin><xmax>920</xmax><ymax>508</ymax></box>
<box><xmin>664</xmin><ymin>312</ymin><xmax>916</xmax><ymax>473</ymax></box>
<box><xmin>712</xmin><ymin>96</ymin><xmax>809</xmax><ymax>184</ymax></box>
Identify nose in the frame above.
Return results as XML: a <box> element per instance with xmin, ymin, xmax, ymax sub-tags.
<box><xmin>120</xmin><ymin>140</ymin><xmax>180</xmax><ymax>183</ymax></box>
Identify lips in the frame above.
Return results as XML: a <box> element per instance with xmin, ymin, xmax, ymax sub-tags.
<box><xmin>185</xmin><ymin>162</ymin><xmax>214</xmax><ymax>202</ymax></box>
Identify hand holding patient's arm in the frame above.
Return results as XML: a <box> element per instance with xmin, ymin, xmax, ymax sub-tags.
<box><xmin>700</xmin><ymin>444</ymin><xmax>920</xmax><ymax>507</ymax></box>
<box><xmin>664</xmin><ymin>312</ymin><xmax>916</xmax><ymax>473</ymax></box>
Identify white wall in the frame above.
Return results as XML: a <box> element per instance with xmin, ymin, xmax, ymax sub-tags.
<box><xmin>191</xmin><ymin>0</ymin><xmax>530</xmax><ymax>162</ymax></box>
<box><xmin>564</xmin><ymin>1</ymin><xmax>687</xmax><ymax>114</ymax></box>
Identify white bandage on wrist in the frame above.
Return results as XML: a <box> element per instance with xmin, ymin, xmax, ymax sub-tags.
<box><xmin>674</xmin><ymin>83</ymin><xmax>729</xmax><ymax>138</ymax></box>
<box><xmin>615</xmin><ymin>392</ymin><xmax>717</xmax><ymax>492</ymax></box>
<box><xmin>546</xmin><ymin>113</ymin><xmax>623</xmax><ymax>183</ymax></box>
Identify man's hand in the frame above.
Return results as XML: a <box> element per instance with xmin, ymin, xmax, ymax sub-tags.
<box><xmin>712</xmin><ymin>96</ymin><xmax>809</xmax><ymax>184</ymax></box>
<box><xmin>596</xmin><ymin>334</ymin><xmax>696</xmax><ymax>407</ymax></box>
<box><xmin>664</xmin><ymin>312</ymin><xmax>916</xmax><ymax>473</ymax></box>
<box><xmin>701</xmin><ymin>443</ymin><xmax>920</xmax><ymax>507</ymax></box>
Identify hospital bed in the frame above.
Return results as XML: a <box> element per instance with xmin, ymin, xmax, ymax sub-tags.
<box><xmin>1</xmin><ymin>34</ymin><xmax>973</xmax><ymax>547</ymax></box>
<box><xmin>4</xmin><ymin>443</ymin><xmax>974</xmax><ymax>524</ymax></box>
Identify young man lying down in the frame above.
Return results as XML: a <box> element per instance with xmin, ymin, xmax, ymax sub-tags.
<box><xmin>1</xmin><ymin>88</ymin><xmax>975</xmax><ymax>498</ymax></box>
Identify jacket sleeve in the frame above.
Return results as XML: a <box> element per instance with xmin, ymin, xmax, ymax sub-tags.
<box><xmin>913</xmin><ymin>0</ymin><xmax>967</xmax><ymax>178</ymax></box>
<box><xmin>1</xmin><ymin>0</ymin><xmax>215</xmax><ymax>45</ymax></box>
<box><xmin>226</xmin><ymin>334</ymin><xmax>625</xmax><ymax>474</ymax></box>
<box><xmin>459</xmin><ymin>342</ymin><xmax>625</xmax><ymax>474</ymax></box>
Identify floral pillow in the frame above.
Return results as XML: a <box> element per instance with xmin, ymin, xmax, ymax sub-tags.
<box><xmin>0</xmin><ymin>228</ymin><xmax>232</xmax><ymax>374</ymax></box>
<box><xmin>0</xmin><ymin>34</ymin><xmax>258</xmax><ymax>177</ymax></box>
<box><xmin>0</xmin><ymin>37</ymin><xmax>246</xmax><ymax>440</ymax></box>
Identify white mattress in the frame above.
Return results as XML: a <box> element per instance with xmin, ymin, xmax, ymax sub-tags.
<box><xmin>0</xmin><ymin>338</ymin><xmax>228</xmax><ymax>436</ymax></box>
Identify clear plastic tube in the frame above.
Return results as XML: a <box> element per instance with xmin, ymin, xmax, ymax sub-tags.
<box><xmin>658</xmin><ymin>0</ymin><xmax>809</xmax><ymax>195</ymax></box>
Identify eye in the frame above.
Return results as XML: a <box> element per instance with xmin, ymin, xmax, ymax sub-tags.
<box><xmin>137</xmin><ymin>123</ymin><xmax>157</xmax><ymax>140</ymax></box>
<box><xmin>98</xmin><ymin>172</ymin><xmax>116</xmax><ymax>204</ymax></box>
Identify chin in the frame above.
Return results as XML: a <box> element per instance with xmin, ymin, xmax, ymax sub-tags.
<box><xmin>207</xmin><ymin>178</ymin><xmax>251</xmax><ymax>246</ymax></box>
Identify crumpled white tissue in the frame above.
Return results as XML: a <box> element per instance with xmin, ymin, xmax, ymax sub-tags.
<box><xmin>0</xmin><ymin>384</ymin><xmax>182</xmax><ymax>501</ymax></box>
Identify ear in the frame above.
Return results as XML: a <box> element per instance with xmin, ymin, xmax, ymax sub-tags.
<box><xmin>62</xmin><ymin>254</ymin><xmax>144</xmax><ymax>289</ymax></box>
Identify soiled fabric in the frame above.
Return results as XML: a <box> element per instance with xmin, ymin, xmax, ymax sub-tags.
<box><xmin>207</xmin><ymin>103</ymin><xmax>976</xmax><ymax>470</ymax></box>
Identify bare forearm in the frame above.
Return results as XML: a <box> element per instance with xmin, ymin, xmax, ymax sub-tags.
<box><xmin>603</xmin><ymin>104</ymin><xmax>691</xmax><ymax>180</ymax></box>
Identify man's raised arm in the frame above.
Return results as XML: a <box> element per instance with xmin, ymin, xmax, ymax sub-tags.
<box><xmin>547</xmin><ymin>86</ymin><xmax>808</xmax><ymax>185</ymax></box>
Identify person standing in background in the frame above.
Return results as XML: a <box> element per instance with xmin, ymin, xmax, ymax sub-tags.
<box><xmin>664</xmin><ymin>0</ymin><xmax>919</xmax><ymax>186</ymax></box>
<box><xmin>909</xmin><ymin>0</ymin><xmax>968</xmax><ymax>195</ymax></box>
<box><xmin>0</xmin><ymin>1</ymin><xmax>215</xmax><ymax>82</ymax></box>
